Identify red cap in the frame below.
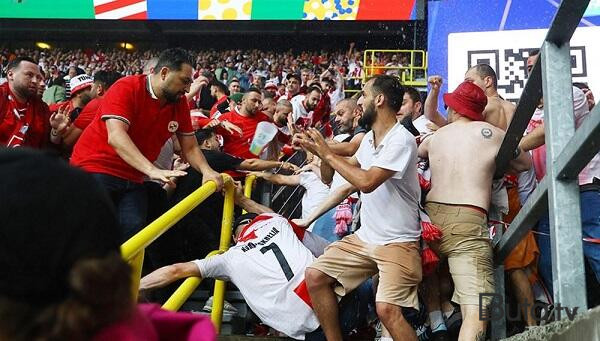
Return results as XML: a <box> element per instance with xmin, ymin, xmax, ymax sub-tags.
<box><xmin>443</xmin><ymin>81</ymin><xmax>487</xmax><ymax>121</ymax></box>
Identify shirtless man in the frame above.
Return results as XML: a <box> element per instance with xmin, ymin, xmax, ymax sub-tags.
<box><xmin>425</xmin><ymin>68</ymin><xmax>516</xmax><ymax>132</ymax></box>
<box><xmin>464</xmin><ymin>64</ymin><xmax>515</xmax><ymax>130</ymax></box>
<box><xmin>418</xmin><ymin>81</ymin><xmax>530</xmax><ymax>341</ymax></box>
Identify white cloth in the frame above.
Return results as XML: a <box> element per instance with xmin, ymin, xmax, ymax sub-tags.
<box><xmin>193</xmin><ymin>214</ymin><xmax>323</xmax><ymax>340</ymax></box>
<box><xmin>299</xmin><ymin>171</ymin><xmax>330</xmax><ymax>230</ymax></box>
<box><xmin>412</xmin><ymin>115</ymin><xmax>434</xmax><ymax>135</ymax></box>
<box><xmin>329</xmin><ymin>88</ymin><xmax>345</xmax><ymax>109</ymax></box>
<box><xmin>354</xmin><ymin>122</ymin><xmax>421</xmax><ymax>244</ymax></box>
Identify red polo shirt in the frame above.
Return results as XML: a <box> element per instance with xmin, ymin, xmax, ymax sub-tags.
<box><xmin>70</xmin><ymin>75</ymin><xmax>194</xmax><ymax>183</ymax></box>
<box><xmin>217</xmin><ymin>108</ymin><xmax>271</xmax><ymax>159</ymax></box>
<box><xmin>73</xmin><ymin>97</ymin><xmax>102</xmax><ymax>130</ymax></box>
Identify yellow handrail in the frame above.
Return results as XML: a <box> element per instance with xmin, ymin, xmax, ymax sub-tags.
<box><xmin>241</xmin><ymin>174</ymin><xmax>256</xmax><ymax>214</ymax></box>
<box><xmin>362</xmin><ymin>49</ymin><xmax>428</xmax><ymax>87</ymax></box>
<box><xmin>121</xmin><ymin>174</ymin><xmax>232</xmax><ymax>302</ymax></box>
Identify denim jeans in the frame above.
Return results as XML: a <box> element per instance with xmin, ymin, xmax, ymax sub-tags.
<box><xmin>311</xmin><ymin>204</ymin><xmax>355</xmax><ymax>243</ymax></box>
<box><xmin>536</xmin><ymin>190</ymin><xmax>600</xmax><ymax>296</ymax></box>
<box><xmin>91</xmin><ymin>173</ymin><xmax>148</xmax><ymax>242</ymax></box>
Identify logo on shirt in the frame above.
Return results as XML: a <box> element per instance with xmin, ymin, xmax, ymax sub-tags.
<box><xmin>167</xmin><ymin>121</ymin><xmax>179</xmax><ymax>133</ymax></box>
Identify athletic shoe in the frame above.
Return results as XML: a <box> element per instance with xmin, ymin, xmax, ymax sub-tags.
<box><xmin>202</xmin><ymin>296</ymin><xmax>238</xmax><ymax>316</ymax></box>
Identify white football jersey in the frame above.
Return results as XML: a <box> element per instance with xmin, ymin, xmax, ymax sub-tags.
<box><xmin>194</xmin><ymin>214</ymin><xmax>327</xmax><ymax>340</ymax></box>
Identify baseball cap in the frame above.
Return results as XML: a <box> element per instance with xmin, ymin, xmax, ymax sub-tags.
<box><xmin>70</xmin><ymin>74</ymin><xmax>94</xmax><ymax>95</ymax></box>
<box><xmin>443</xmin><ymin>81</ymin><xmax>487</xmax><ymax>121</ymax></box>
<box><xmin>228</xmin><ymin>92</ymin><xmax>244</xmax><ymax>104</ymax></box>
<box><xmin>265</xmin><ymin>82</ymin><xmax>278</xmax><ymax>90</ymax></box>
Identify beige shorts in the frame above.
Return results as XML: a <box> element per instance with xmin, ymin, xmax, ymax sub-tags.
<box><xmin>308</xmin><ymin>234</ymin><xmax>421</xmax><ymax>309</ymax></box>
<box><xmin>425</xmin><ymin>202</ymin><xmax>495</xmax><ymax>306</ymax></box>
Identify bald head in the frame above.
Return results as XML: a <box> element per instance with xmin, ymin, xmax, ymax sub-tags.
<box><xmin>334</xmin><ymin>98</ymin><xmax>359</xmax><ymax>134</ymax></box>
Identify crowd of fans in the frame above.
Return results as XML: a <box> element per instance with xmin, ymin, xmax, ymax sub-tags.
<box><xmin>1</xmin><ymin>44</ymin><xmax>598</xmax><ymax>341</ymax></box>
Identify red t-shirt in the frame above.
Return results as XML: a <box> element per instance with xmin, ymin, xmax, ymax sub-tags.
<box><xmin>217</xmin><ymin>109</ymin><xmax>271</xmax><ymax>159</ymax></box>
<box><xmin>0</xmin><ymin>83</ymin><xmax>51</xmax><ymax>148</ymax></box>
<box><xmin>210</xmin><ymin>95</ymin><xmax>228</xmax><ymax>118</ymax></box>
<box><xmin>73</xmin><ymin>97</ymin><xmax>102</xmax><ymax>130</ymax></box>
<box><xmin>70</xmin><ymin>75</ymin><xmax>194</xmax><ymax>183</ymax></box>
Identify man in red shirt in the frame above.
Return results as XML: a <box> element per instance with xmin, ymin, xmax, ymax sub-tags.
<box><xmin>70</xmin><ymin>48</ymin><xmax>222</xmax><ymax>241</ymax></box>
<box><xmin>0</xmin><ymin>57</ymin><xmax>54</xmax><ymax>148</ymax></box>
<box><xmin>60</xmin><ymin>71</ymin><xmax>122</xmax><ymax>146</ymax></box>
<box><xmin>217</xmin><ymin>88</ymin><xmax>272</xmax><ymax>160</ymax></box>
<box><xmin>209</xmin><ymin>80</ymin><xmax>229</xmax><ymax>118</ymax></box>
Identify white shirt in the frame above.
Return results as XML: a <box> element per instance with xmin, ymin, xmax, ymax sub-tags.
<box><xmin>194</xmin><ymin>214</ymin><xmax>325</xmax><ymax>340</ymax></box>
<box><xmin>299</xmin><ymin>171</ymin><xmax>330</xmax><ymax>230</ymax></box>
<box><xmin>354</xmin><ymin>122</ymin><xmax>421</xmax><ymax>244</ymax></box>
<box><xmin>329</xmin><ymin>88</ymin><xmax>345</xmax><ymax>109</ymax></box>
<box><xmin>412</xmin><ymin>115</ymin><xmax>434</xmax><ymax>135</ymax></box>
<box><xmin>290</xmin><ymin>95</ymin><xmax>312</xmax><ymax>125</ymax></box>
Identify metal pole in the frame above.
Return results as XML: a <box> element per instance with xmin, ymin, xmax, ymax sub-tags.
<box><xmin>540</xmin><ymin>41</ymin><xmax>587</xmax><ymax>311</ymax></box>
<box><xmin>491</xmin><ymin>225</ymin><xmax>506</xmax><ymax>340</ymax></box>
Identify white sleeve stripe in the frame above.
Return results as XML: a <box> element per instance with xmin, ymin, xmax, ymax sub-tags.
<box><xmin>101</xmin><ymin>114</ymin><xmax>130</xmax><ymax>125</ymax></box>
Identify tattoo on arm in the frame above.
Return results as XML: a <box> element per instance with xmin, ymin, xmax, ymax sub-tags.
<box><xmin>481</xmin><ymin>128</ymin><xmax>493</xmax><ymax>139</ymax></box>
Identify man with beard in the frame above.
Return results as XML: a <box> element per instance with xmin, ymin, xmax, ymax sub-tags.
<box><xmin>49</xmin><ymin>74</ymin><xmax>95</xmax><ymax>122</ymax></box>
<box><xmin>70</xmin><ymin>48</ymin><xmax>223</xmax><ymax>241</ymax></box>
<box><xmin>298</xmin><ymin>75</ymin><xmax>422</xmax><ymax>341</ymax></box>
<box><xmin>290</xmin><ymin>85</ymin><xmax>322</xmax><ymax>129</ymax></box>
<box><xmin>398</xmin><ymin>86</ymin><xmax>434</xmax><ymax>135</ymax></box>
<box><xmin>216</xmin><ymin>88</ymin><xmax>272</xmax><ymax>159</ymax></box>
<box><xmin>0</xmin><ymin>57</ymin><xmax>53</xmax><ymax>148</ymax></box>
<box><xmin>327</xmin><ymin>98</ymin><xmax>367</xmax><ymax>157</ymax></box>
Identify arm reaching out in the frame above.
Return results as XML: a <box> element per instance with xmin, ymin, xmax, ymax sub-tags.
<box><xmin>292</xmin><ymin>182</ymin><xmax>356</xmax><ymax>228</ymax></box>
<box><xmin>424</xmin><ymin>76</ymin><xmax>448</xmax><ymax>128</ymax></box>
<box><xmin>139</xmin><ymin>262</ymin><xmax>200</xmax><ymax>291</ymax></box>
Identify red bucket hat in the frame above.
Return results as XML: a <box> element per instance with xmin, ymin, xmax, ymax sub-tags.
<box><xmin>443</xmin><ymin>81</ymin><xmax>487</xmax><ymax>121</ymax></box>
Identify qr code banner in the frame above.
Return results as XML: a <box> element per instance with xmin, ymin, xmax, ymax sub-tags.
<box><xmin>448</xmin><ymin>27</ymin><xmax>600</xmax><ymax>104</ymax></box>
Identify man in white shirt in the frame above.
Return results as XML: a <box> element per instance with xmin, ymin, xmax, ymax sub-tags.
<box><xmin>399</xmin><ymin>86</ymin><xmax>434</xmax><ymax>135</ymax></box>
<box><xmin>140</xmin><ymin>209</ymin><xmax>370</xmax><ymax>340</ymax></box>
<box><xmin>297</xmin><ymin>75</ymin><xmax>422</xmax><ymax>341</ymax></box>
<box><xmin>290</xmin><ymin>86</ymin><xmax>323</xmax><ymax>129</ymax></box>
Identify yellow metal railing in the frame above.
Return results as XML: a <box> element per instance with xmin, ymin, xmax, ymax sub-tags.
<box><xmin>121</xmin><ymin>173</ymin><xmax>235</xmax><ymax>332</ymax></box>
<box><xmin>363</xmin><ymin>49</ymin><xmax>428</xmax><ymax>87</ymax></box>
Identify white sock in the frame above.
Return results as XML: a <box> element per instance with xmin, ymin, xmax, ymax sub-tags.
<box><xmin>429</xmin><ymin>310</ymin><xmax>447</xmax><ymax>332</ymax></box>
<box><xmin>380</xmin><ymin>337</ymin><xmax>393</xmax><ymax>341</ymax></box>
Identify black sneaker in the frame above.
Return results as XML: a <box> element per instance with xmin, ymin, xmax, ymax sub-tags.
<box><xmin>431</xmin><ymin>329</ymin><xmax>451</xmax><ymax>341</ymax></box>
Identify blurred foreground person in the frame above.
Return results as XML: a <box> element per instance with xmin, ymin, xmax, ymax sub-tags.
<box><xmin>0</xmin><ymin>149</ymin><xmax>215</xmax><ymax>341</ymax></box>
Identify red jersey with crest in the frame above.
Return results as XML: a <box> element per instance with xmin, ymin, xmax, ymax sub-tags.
<box><xmin>216</xmin><ymin>108</ymin><xmax>271</xmax><ymax>159</ymax></box>
<box><xmin>70</xmin><ymin>75</ymin><xmax>193</xmax><ymax>183</ymax></box>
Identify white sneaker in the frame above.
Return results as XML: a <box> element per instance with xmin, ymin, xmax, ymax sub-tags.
<box><xmin>202</xmin><ymin>296</ymin><xmax>238</xmax><ymax>316</ymax></box>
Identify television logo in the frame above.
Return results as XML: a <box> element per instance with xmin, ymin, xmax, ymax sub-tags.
<box><xmin>479</xmin><ymin>293</ymin><xmax>579</xmax><ymax>323</ymax></box>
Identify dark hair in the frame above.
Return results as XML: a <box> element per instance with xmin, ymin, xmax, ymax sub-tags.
<box><xmin>246</xmin><ymin>87</ymin><xmax>262</xmax><ymax>96</ymax></box>
<box><xmin>153</xmin><ymin>48</ymin><xmax>193</xmax><ymax>74</ymax></box>
<box><xmin>6</xmin><ymin>56</ymin><xmax>37</xmax><ymax>72</ymax></box>
<box><xmin>529</xmin><ymin>49</ymin><xmax>540</xmax><ymax>57</ymax></box>
<box><xmin>307</xmin><ymin>85</ymin><xmax>323</xmax><ymax>95</ymax></box>
<box><xmin>93</xmin><ymin>71</ymin><xmax>122</xmax><ymax>90</ymax></box>
<box><xmin>573</xmin><ymin>82</ymin><xmax>589</xmax><ymax>91</ymax></box>
<box><xmin>471</xmin><ymin>64</ymin><xmax>498</xmax><ymax>89</ymax></box>
<box><xmin>0</xmin><ymin>254</ymin><xmax>132</xmax><ymax>341</ymax></box>
<box><xmin>233</xmin><ymin>213</ymin><xmax>258</xmax><ymax>232</ymax></box>
<box><xmin>368</xmin><ymin>75</ymin><xmax>404</xmax><ymax>112</ymax></box>
<box><xmin>52</xmin><ymin>76</ymin><xmax>66</xmax><ymax>87</ymax></box>
<box><xmin>404</xmin><ymin>86</ymin><xmax>422</xmax><ymax>107</ymax></box>
<box><xmin>195</xmin><ymin>128</ymin><xmax>215</xmax><ymax>145</ymax></box>
<box><xmin>211</xmin><ymin>80</ymin><xmax>229</xmax><ymax>96</ymax></box>
<box><xmin>321</xmin><ymin>78</ymin><xmax>335</xmax><ymax>88</ymax></box>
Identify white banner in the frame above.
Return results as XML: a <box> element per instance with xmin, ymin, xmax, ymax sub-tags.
<box><xmin>447</xmin><ymin>27</ymin><xmax>600</xmax><ymax>103</ymax></box>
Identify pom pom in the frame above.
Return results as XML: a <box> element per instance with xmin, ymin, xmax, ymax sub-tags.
<box><xmin>335</xmin><ymin>220</ymin><xmax>348</xmax><ymax>237</ymax></box>
<box><xmin>421</xmin><ymin>221</ymin><xmax>442</xmax><ymax>242</ymax></box>
<box><xmin>418</xmin><ymin>173</ymin><xmax>431</xmax><ymax>191</ymax></box>
<box><xmin>422</xmin><ymin>246</ymin><xmax>440</xmax><ymax>276</ymax></box>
